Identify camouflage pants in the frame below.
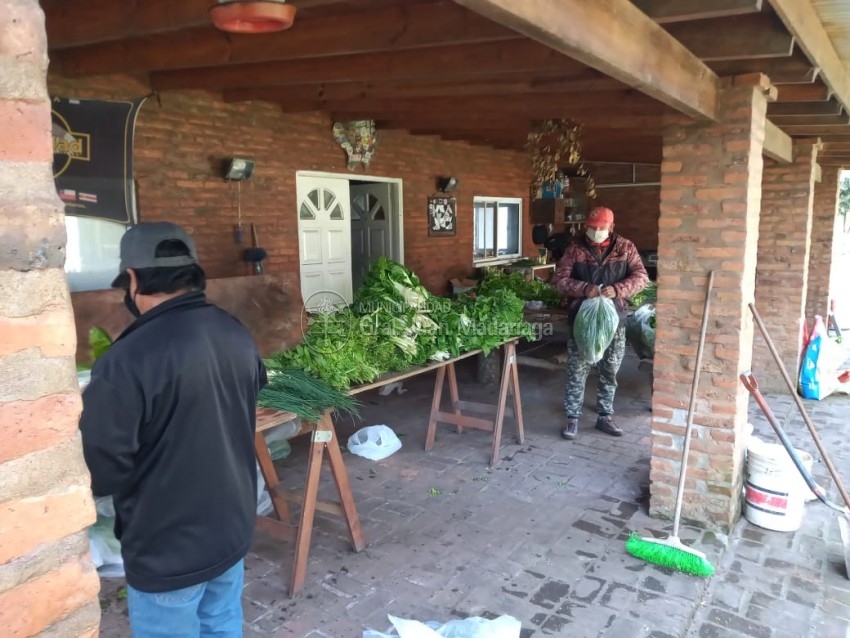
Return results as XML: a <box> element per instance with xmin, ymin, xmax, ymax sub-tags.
<box><xmin>563</xmin><ymin>326</ymin><xmax>627</xmax><ymax>417</ymax></box>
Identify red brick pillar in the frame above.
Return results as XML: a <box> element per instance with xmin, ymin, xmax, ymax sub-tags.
<box><xmin>0</xmin><ymin>1</ymin><xmax>101</xmax><ymax>635</ymax></box>
<box><xmin>651</xmin><ymin>83</ymin><xmax>767</xmax><ymax>532</ymax></box>
<box><xmin>752</xmin><ymin>141</ymin><xmax>819</xmax><ymax>392</ymax></box>
<box><xmin>806</xmin><ymin>166</ymin><xmax>842</xmax><ymax>321</ymax></box>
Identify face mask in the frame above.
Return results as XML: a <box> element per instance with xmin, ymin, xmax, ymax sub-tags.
<box><xmin>586</xmin><ymin>228</ymin><xmax>610</xmax><ymax>244</ymax></box>
<box><xmin>124</xmin><ymin>290</ymin><xmax>142</xmax><ymax>319</ymax></box>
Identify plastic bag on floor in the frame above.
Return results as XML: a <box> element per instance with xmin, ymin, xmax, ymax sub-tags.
<box><xmin>799</xmin><ymin>316</ymin><xmax>848</xmax><ymax>399</ymax></box>
<box><xmin>256</xmin><ymin>463</ymin><xmax>274</xmax><ymax>516</ymax></box>
<box><xmin>347</xmin><ymin>425</ymin><xmax>402</xmax><ymax>461</ymax></box>
<box><xmin>625</xmin><ymin>303</ymin><xmax>655</xmax><ymax>360</ymax></box>
<box><xmin>573</xmin><ymin>295</ymin><xmax>619</xmax><ymax>364</ymax></box>
<box><xmin>88</xmin><ymin>496</ymin><xmax>124</xmax><ymax>578</ymax></box>
<box><xmin>363</xmin><ymin>614</ymin><xmax>521</xmax><ymax>638</ymax></box>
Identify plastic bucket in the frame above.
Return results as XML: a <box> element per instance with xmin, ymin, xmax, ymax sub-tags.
<box><xmin>744</xmin><ymin>442</ymin><xmax>813</xmax><ymax>532</ymax></box>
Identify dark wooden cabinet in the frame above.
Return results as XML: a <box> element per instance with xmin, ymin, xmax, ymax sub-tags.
<box><xmin>530</xmin><ymin>197</ymin><xmax>588</xmax><ymax>224</ymax></box>
<box><xmin>530</xmin><ymin>198</ymin><xmax>566</xmax><ymax>224</ymax></box>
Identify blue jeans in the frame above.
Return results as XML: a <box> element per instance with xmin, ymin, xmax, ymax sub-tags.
<box><xmin>127</xmin><ymin>559</ymin><xmax>244</xmax><ymax>638</ymax></box>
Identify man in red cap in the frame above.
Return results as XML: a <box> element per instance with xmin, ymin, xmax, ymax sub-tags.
<box><xmin>551</xmin><ymin>206</ymin><xmax>648</xmax><ymax>440</ymax></box>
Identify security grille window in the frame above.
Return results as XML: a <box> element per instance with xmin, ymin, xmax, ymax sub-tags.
<box><xmin>473</xmin><ymin>197</ymin><xmax>522</xmax><ymax>263</ymax></box>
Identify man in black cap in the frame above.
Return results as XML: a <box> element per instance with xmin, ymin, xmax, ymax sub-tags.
<box><xmin>79</xmin><ymin>221</ymin><xmax>267</xmax><ymax>637</ymax></box>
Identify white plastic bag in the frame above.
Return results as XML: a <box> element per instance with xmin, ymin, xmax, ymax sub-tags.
<box><xmin>88</xmin><ymin>496</ymin><xmax>124</xmax><ymax>578</ymax></box>
<box><xmin>347</xmin><ymin>425</ymin><xmax>402</xmax><ymax>461</ymax></box>
<box><xmin>573</xmin><ymin>295</ymin><xmax>619</xmax><ymax>364</ymax></box>
<box><xmin>363</xmin><ymin>614</ymin><xmax>521</xmax><ymax>638</ymax></box>
<box><xmin>256</xmin><ymin>463</ymin><xmax>274</xmax><ymax>516</ymax></box>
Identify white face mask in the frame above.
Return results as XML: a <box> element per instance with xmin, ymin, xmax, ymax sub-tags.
<box><xmin>586</xmin><ymin>228</ymin><xmax>609</xmax><ymax>243</ymax></box>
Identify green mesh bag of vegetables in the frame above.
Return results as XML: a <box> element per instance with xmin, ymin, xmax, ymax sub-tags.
<box><xmin>573</xmin><ymin>296</ymin><xmax>619</xmax><ymax>364</ymax></box>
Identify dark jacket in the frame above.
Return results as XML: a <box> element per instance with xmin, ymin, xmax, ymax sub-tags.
<box><xmin>551</xmin><ymin>233</ymin><xmax>649</xmax><ymax>324</ymax></box>
<box><xmin>79</xmin><ymin>291</ymin><xmax>267</xmax><ymax>593</ymax></box>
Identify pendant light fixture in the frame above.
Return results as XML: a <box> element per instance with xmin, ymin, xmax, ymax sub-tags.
<box><xmin>210</xmin><ymin>0</ymin><xmax>296</xmax><ymax>34</ymax></box>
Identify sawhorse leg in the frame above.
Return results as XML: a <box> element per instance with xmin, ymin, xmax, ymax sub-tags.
<box><xmin>290</xmin><ymin>412</ymin><xmax>364</xmax><ymax>597</ymax></box>
<box><xmin>254</xmin><ymin>413</ymin><xmax>364</xmax><ymax>598</ymax></box>
<box><xmin>490</xmin><ymin>340</ymin><xmax>525</xmax><ymax>466</ymax></box>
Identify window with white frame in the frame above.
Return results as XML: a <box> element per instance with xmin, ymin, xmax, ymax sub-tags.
<box><xmin>473</xmin><ymin>197</ymin><xmax>522</xmax><ymax>263</ymax></box>
<box><xmin>64</xmin><ymin>216</ymin><xmax>128</xmax><ymax>292</ymax></box>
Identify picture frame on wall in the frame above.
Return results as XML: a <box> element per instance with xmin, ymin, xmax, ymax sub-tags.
<box><xmin>427</xmin><ymin>195</ymin><xmax>457</xmax><ymax>237</ymax></box>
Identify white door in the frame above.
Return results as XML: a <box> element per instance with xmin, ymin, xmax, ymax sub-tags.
<box><xmin>296</xmin><ymin>175</ymin><xmax>353</xmax><ymax>310</ymax></box>
<box><xmin>350</xmin><ymin>183</ymin><xmax>394</xmax><ymax>291</ymax></box>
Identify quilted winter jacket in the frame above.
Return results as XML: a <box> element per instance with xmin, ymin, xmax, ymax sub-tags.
<box><xmin>551</xmin><ymin>233</ymin><xmax>649</xmax><ymax>324</ymax></box>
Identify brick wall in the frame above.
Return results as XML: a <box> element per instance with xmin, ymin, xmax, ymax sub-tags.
<box><xmin>586</xmin><ymin>162</ymin><xmax>660</xmax><ymax>250</ymax></box>
<box><xmin>593</xmin><ymin>186</ymin><xmax>660</xmax><ymax>251</ymax></box>
<box><xmin>651</xmin><ymin>84</ymin><xmax>767</xmax><ymax>531</ymax></box>
<box><xmin>0</xmin><ymin>1</ymin><xmax>100</xmax><ymax>635</ymax></box>
<box><xmin>47</xmin><ymin>74</ymin><xmax>538</xmax><ymax>298</ymax></box>
<box><xmin>806</xmin><ymin>166</ymin><xmax>841</xmax><ymax>321</ymax></box>
<box><xmin>753</xmin><ymin>143</ymin><xmax>818</xmax><ymax>392</ymax></box>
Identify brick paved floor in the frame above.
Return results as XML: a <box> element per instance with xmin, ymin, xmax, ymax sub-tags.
<box><xmin>97</xmin><ymin>345</ymin><xmax>850</xmax><ymax>638</ymax></box>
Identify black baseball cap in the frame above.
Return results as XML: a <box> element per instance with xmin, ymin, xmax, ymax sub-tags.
<box><xmin>111</xmin><ymin>221</ymin><xmax>199</xmax><ymax>287</ymax></box>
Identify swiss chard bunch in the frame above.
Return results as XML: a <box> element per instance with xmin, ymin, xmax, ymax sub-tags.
<box><xmin>475</xmin><ymin>269</ymin><xmax>562</xmax><ymax>308</ymax></box>
<box><xmin>454</xmin><ymin>289</ymin><xmax>535</xmax><ymax>355</ymax></box>
<box><xmin>268</xmin><ymin>308</ymin><xmax>381</xmax><ymax>390</ymax></box>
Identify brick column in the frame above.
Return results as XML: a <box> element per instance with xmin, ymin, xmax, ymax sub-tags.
<box><xmin>752</xmin><ymin>141</ymin><xmax>819</xmax><ymax>392</ymax></box>
<box><xmin>806</xmin><ymin>166</ymin><xmax>841</xmax><ymax>321</ymax></box>
<box><xmin>651</xmin><ymin>83</ymin><xmax>767</xmax><ymax>532</ymax></box>
<box><xmin>0</xmin><ymin>1</ymin><xmax>101</xmax><ymax>636</ymax></box>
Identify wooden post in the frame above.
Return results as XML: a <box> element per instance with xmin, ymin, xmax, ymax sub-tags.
<box><xmin>476</xmin><ymin>349</ymin><xmax>502</xmax><ymax>384</ymax></box>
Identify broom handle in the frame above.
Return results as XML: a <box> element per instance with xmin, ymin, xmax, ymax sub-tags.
<box><xmin>749</xmin><ymin>303</ymin><xmax>850</xmax><ymax>511</ymax></box>
<box><xmin>672</xmin><ymin>270</ymin><xmax>714</xmax><ymax>538</ymax></box>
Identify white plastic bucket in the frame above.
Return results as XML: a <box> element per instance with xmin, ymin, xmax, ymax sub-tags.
<box><xmin>744</xmin><ymin>442</ymin><xmax>813</xmax><ymax>532</ymax></box>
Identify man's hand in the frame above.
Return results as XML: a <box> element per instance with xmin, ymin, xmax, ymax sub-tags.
<box><xmin>601</xmin><ymin>286</ymin><xmax>617</xmax><ymax>299</ymax></box>
<box><xmin>585</xmin><ymin>285</ymin><xmax>600</xmax><ymax>298</ymax></box>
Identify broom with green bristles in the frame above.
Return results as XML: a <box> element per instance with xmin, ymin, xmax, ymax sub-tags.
<box><xmin>626</xmin><ymin>270</ymin><xmax>716</xmax><ymax>577</ymax></box>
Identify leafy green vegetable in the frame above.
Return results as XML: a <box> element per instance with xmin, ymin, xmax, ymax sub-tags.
<box><xmin>268</xmin><ymin>258</ymin><xmax>536</xmax><ymax>390</ymax></box>
<box><xmin>78</xmin><ymin>326</ymin><xmax>113</xmax><ymax>370</ymax></box>
<box><xmin>258</xmin><ymin>367</ymin><xmax>361</xmax><ymax>422</ymax></box>
<box><xmin>573</xmin><ymin>297</ymin><xmax>619</xmax><ymax>364</ymax></box>
<box><xmin>629</xmin><ymin>281</ymin><xmax>657</xmax><ymax>308</ymax></box>
<box><xmin>475</xmin><ymin>269</ymin><xmax>562</xmax><ymax>308</ymax></box>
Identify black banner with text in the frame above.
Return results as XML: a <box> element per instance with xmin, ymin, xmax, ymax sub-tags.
<box><xmin>51</xmin><ymin>96</ymin><xmax>148</xmax><ymax>225</ymax></box>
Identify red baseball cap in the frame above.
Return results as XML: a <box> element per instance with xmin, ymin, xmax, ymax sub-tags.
<box><xmin>587</xmin><ymin>206</ymin><xmax>614</xmax><ymax>227</ymax></box>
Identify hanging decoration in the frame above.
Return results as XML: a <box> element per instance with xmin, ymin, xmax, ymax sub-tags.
<box><xmin>332</xmin><ymin>120</ymin><xmax>378</xmax><ymax>171</ymax></box>
<box><xmin>526</xmin><ymin>118</ymin><xmax>596</xmax><ymax>200</ymax></box>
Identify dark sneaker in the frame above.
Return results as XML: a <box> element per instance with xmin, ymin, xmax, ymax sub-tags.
<box><xmin>562</xmin><ymin>417</ymin><xmax>579</xmax><ymax>440</ymax></box>
<box><xmin>595</xmin><ymin>415</ymin><xmax>623</xmax><ymax>437</ymax></box>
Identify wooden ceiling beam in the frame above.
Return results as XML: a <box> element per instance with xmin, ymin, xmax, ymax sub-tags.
<box><xmin>666</xmin><ymin>13</ymin><xmax>794</xmax><ymax>61</ymax></box>
<box><xmin>150</xmin><ymin>39</ymin><xmax>586</xmax><ymax>91</ymax></box>
<box><xmin>781</xmin><ymin>124</ymin><xmax>850</xmax><ymax>136</ymax></box>
<box><xmin>707</xmin><ymin>52</ymin><xmax>819</xmax><ymax>84</ymax></box>
<box><xmin>365</xmin><ymin>113</ymin><xmax>663</xmax><ymax>130</ymax></box>
<box><xmin>767</xmin><ymin>0</ymin><xmax>850</xmax><ymax>118</ymax></box>
<box><xmin>769</xmin><ymin>114</ymin><xmax>850</xmax><ymax>126</ymax></box>
<box><xmin>633</xmin><ymin>0</ymin><xmax>763</xmax><ymax>23</ymax></box>
<box><xmin>43</xmin><ymin>0</ymin><xmax>211</xmax><ymax>49</ymax></box>
<box><xmin>763</xmin><ymin>120</ymin><xmax>793</xmax><ymax>162</ymax></box>
<box><xmin>452</xmin><ymin>0</ymin><xmax>719</xmax><ymax>120</ymax></box>
<box><xmin>43</xmin><ymin>0</ymin><xmax>342</xmax><ymax>49</ymax></box>
<box><xmin>53</xmin><ymin>2</ymin><xmax>517</xmax><ymax>77</ymax></box>
<box><xmin>274</xmin><ymin>90</ymin><xmax>661</xmax><ymax>115</ymax></box>
<box><xmin>223</xmin><ymin>72</ymin><xmax>624</xmax><ymax>104</ymax></box>
<box><xmin>775</xmin><ymin>84</ymin><xmax>832</xmax><ymax>102</ymax></box>
<box><xmin>767</xmin><ymin>100</ymin><xmax>843</xmax><ymax>116</ymax></box>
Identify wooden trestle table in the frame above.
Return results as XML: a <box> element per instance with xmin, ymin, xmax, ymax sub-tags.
<box><xmin>252</xmin><ymin>338</ymin><xmax>525</xmax><ymax>596</ymax></box>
